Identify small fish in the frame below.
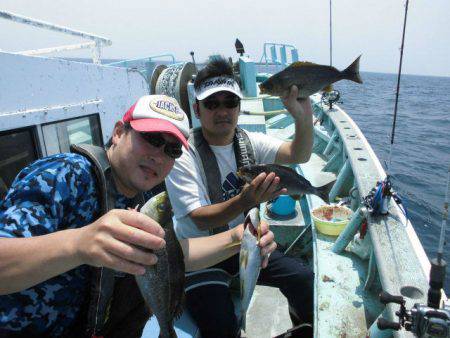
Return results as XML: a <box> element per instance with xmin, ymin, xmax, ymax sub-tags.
<box><xmin>136</xmin><ymin>192</ymin><xmax>185</xmax><ymax>338</ymax></box>
<box><xmin>239</xmin><ymin>207</ymin><xmax>262</xmax><ymax>331</ymax></box>
<box><xmin>237</xmin><ymin>164</ymin><xmax>335</xmax><ymax>204</ymax></box>
<box><xmin>259</xmin><ymin>55</ymin><xmax>363</xmax><ymax>98</ymax></box>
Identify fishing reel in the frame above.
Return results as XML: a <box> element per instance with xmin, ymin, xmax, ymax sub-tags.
<box><xmin>377</xmin><ymin>290</ymin><xmax>450</xmax><ymax>337</ymax></box>
<box><xmin>321</xmin><ymin>89</ymin><xmax>341</xmax><ymax>109</ymax></box>
<box><xmin>362</xmin><ymin>176</ymin><xmax>406</xmax><ymax>217</ymax></box>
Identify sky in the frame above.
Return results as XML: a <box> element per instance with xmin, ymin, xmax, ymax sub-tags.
<box><xmin>1</xmin><ymin>0</ymin><xmax>449</xmax><ymax>77</ymax></box>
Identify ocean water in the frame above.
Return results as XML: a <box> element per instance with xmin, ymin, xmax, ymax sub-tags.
<box><xmin>333</xmin><ymin>72</ymin><xmax>450</xmax><ymax>294</ymax></box>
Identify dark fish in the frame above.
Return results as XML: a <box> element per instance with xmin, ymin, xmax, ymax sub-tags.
<box><xmin>136</xmin><ymin>192</ymin><xmax>185</xmax><ymax>338</ymax></box>
<box><xmin>259</xmin><ymin>55</ymin><xmax>362</xmax><ymax>98</ymax></box>
<box><xmin>239</xmin><ymin>207</ymin><xmax>262</xmax><ymax>331</ymax></box>
<box><xmin>237</xmin><ymin>164</ymin><xmax>335</xmax><ymax>204</ymax></box>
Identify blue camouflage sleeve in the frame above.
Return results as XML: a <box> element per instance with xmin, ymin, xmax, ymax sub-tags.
<box><xmin>0</xmin><ymin>153</ymin><xmax>99</xmax><ymax>238</ymax></box>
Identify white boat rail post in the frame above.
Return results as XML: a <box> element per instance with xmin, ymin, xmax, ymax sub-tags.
<box><xmin>0</xmin><ymin>10</ymin><xmax>112</xmax><ymax>64</ymax></box>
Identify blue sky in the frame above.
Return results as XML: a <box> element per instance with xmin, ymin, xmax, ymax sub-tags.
<box><xmin>1</xmin><ymin>0</ymin><xmax>449</xmax><ymax>77</ymax></box>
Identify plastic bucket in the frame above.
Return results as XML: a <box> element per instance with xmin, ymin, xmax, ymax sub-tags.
<box><xmin>312</xmin><ymin>205</ymin><xmax>353</xmax><ymax>236</ymax></box>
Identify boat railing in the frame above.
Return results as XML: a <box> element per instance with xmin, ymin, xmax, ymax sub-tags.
<box><xmin>0</xmin><ymin>10</ymin><xmax>112</xmax><ymax>64</ymax></box>
<box><xmin>106</xmin><ymin>54</ymin><xmax>177</xmax><ymax>67</ymax></box>
<box><xmin>258</xmin><ymin>42</ymin><xmax>299</xmax><ymax>73</ymax></box>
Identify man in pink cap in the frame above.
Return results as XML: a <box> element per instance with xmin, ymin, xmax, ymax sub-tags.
<box><xmin>0</xmin><ymin>94</ymin><xmax>276</xmax><ymax>337</ymax></box>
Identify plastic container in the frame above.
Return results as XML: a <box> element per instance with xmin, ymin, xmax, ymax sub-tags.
<box><xmin>312</xmin><ymin>205</ymin><xmax>353</xmax><ymax>236</ymax></box>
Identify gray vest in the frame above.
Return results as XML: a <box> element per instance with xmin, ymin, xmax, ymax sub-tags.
<box><xmin>184</xmin><ymin>127</ymin><xmax>256</xmax><ymax>292</ymax></box>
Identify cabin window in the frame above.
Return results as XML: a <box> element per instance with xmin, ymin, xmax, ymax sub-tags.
<box><xmin>0</xmin><ymin>128</ymin><xmax>39</xmax><ymax>199</ymax></box>
<box><xmin>42</xmin><ymin>115</ymin><xmax>103</xmax><ymax>155</ymax></box>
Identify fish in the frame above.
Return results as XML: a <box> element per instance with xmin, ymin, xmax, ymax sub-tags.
<box><xmin>136</xmin><ymin>191</ymin><xmax>185</xmax><ymax>338</ymax></box>
<box><xmin>237</xmin><ymin>164</ymin><xmax>336</xmax><ymax>204</ymax></box>
<box><xmin>239</xmin><ymin>207</ymin><xmax>262</xmax><ymax>331</ymax></box>
<box><xmin>259</xmin><ymin>55</ymin><xmax>363</xmax><ymax>98</ymax></box>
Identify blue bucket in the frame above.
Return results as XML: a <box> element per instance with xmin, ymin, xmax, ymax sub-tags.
<box><xmin>267</xmin><ymin>195</ymin><xmax>296</xmax><ymax>217</ymax></box>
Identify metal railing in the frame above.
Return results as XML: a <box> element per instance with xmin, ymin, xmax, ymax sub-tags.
<box><xmin>0</xmin><ymin>10</ymin><xmax>112</xmax><ymax>64</ymax></box>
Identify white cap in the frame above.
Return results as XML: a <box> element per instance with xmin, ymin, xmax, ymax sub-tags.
<box><xmin>194</xmin><ymin>76</ymin><xmax>243</xmax><ymax>100</ymax></box>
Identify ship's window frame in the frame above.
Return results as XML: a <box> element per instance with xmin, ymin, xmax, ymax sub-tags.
<box><xmin>0</xmin><ymin>126</ymin><xmax>41</xmax><ymax>199</ymax></box>
<box><xmin>41</xmin><ymin>114</ymin><xmax>103</xmax><ymax>156</ymax></box>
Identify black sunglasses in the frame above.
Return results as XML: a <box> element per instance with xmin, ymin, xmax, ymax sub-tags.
<box><xmin>202</xmin><ymin>96</ymin><xmax>240</xmax><ymax>110</ymax></box>
<box><xmin>139</xmin><ymin>132</ymin><xmax>183</xmax><ymax>159</ymax></box>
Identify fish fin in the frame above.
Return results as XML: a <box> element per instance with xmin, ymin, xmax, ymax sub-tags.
<box><xmin>288</xmin><ymin>61</ymin><xmax>319</xmax><ymax>68</ymax></box>
<box><xmin>341</xmin><ymin>55</ymin><xmax>363</xmax><ymax>84</ymax></box>
<box><xmin>322</xmin><ymin>84</ymin><xmax>333</xmax><ymax>92</ymax></box>
<box><xmin>291</xmin><ymin>194</ymin><xmax>303</xmax><ymax>200</ymax></box>
<box><xmin>315</xmin><ymin>180</ymin><xmax>337</xmax><ymax>204</ymax></box>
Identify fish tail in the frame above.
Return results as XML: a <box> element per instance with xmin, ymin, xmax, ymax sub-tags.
<box><xmin>341</xmin><ymin>55</ymin><xmax>363</xmax><ymax>84</ymax></box>
<box><xmin>315</xmin><ymin>180</ymin><xmax>336</xmax><ymax>204</ymax></box>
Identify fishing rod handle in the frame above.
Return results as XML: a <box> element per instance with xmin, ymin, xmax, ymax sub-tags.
<box><xmin>379</xmin><ymin>290</ymin><xmax>405</xmax><ymax>305</ymax></box>
<box><xmin>377</xmin><ymin>317</ymin><xmax>401</xmax><ymax>331</ymax></box>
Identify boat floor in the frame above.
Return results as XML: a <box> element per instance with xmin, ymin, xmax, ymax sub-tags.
<box><xmin>239</xmin><ymin>97</ymin><xmax>383</xmax><ymax>337</ymax></box>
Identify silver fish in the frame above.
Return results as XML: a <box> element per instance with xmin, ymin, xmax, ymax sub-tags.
<box><xmin>237</xmin><ymin>164</ymin><xmax>335</xmax><ymax>204</ymax></box>
<box><xmin>259</xmin><ymin>55</ymin><xmax>362</xmax><ymax>98</ymax></box>
<box><xmin>136</xmin><ymin>192</ymin><xmax>185</xmax><ymax>338</ymax></box>
<box><xmin>239</xmin><ymin>207</ymin><xmax>262</xmax><ymax>331</ymax></box>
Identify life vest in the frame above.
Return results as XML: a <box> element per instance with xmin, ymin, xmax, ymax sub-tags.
<box><xmin>70</xmin><ymin>144</ymin><xmax>148</xmax><ymax>338</ymax></box>
<box><xmin>185</xmin><ymin>127</ymin><xmax>256</xmax><ymax>291</ymax></box>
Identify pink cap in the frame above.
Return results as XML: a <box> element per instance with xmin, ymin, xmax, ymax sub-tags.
<box><xmin>123</xmin><ymin>95</ymin><xmax>189</xmax><ymax>149</ymax></box>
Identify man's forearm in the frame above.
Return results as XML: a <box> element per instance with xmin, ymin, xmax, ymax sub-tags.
<box><xmin>189</xmin><ymin>194</ymin><xmax>251</xmax><ymax>231</ymax></box>
<box><xmin>291</xmin><ymin>113</ymin><xmax>314</xmax><ymax>163</ymax></box>
<box><xmin>181</xmin><ymin>225</ymin><xmax>243</xmax><ymax>271</ymax></box>
<box><xmin>276</xmin><ymin>113</ymin><xmax>313</xmax><ymax>164</ymax></box>
<box><xmin>0</xmin><ymin>229</ymin><xmax>82</xmax><ymax>295</ymax></box>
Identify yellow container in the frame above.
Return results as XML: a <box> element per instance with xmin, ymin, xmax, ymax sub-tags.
<box><xmin>312</xmin><ymin>205</ymin><xmax>353</xmax><ymax>236</ymax></box>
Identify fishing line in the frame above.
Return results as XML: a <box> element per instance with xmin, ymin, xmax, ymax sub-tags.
<box><xmin>387</xmin><ymin>0</ymin><xmax>410</xmax><ymax>171</ymax></box>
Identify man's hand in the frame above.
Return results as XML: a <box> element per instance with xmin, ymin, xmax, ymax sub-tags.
<box><xmin>239</xmin><ymin>172</ymin><xmax>287</xmax><ymax>210</ymax></box>
<box><xmin>258</xmin><ymin>220</ymin><xmax>276</xmax><ymax>268</ymax></box>
<box><xmin>281</xmin><ymin>85</ymin><xmax>313</xmax><ymax>121</ymax></box>
<box><xmin>75</xmin><ymin>209</ymin><xmax>166</xmax><ymax>275</ymax></box>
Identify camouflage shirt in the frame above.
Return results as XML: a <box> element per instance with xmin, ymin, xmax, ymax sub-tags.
<box><xmin>0</xmin><ymin>153</ymin><xmax>136</xmax><ymax>336</ymax></box>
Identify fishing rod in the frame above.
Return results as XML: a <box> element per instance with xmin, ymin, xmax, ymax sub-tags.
<box><xmin>377</xmin><ymin>165</ymin><xmax>450</xmax><ymax>337</ymax></box>
<box><xmin>363</xmin><ymin>0</ymin><xmax>411</xmax><ymax>218</ymax></box>
<box><xmin>387</xmin><ymin>0</ymin><xmax>409</xmax><ymax>170</ymax></box>
<box><xmin>329</xmin><ymin>0</ymin><xmax>333</xmax><ymax>67</ymax></box>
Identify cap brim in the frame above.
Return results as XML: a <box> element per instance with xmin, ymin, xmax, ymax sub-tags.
<box><xmin>196</xmin><ymin>86</ymin><xmax>243</xmax><ymax>100</ymax></box>
<box><xmin>130</xmin><ymin>119</ymin><xmax>189</xmax><ymax>149</ymax></box>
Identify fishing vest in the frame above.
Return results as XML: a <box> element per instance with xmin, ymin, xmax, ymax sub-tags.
<box><xmin>69</xmin><ymin>144</ymin><xmax>148</xmax><ymax>338</ymax></box>
<box><xmin>185</xmin><ymin>127</ymin><xmax>255</xmax><ymax>292</ymax></box>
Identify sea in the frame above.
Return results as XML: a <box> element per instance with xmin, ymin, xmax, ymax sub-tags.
<box><xmin>333</xmin><ymin>71</ymin><xmax>450</xmax><ymax>294</ymax></box>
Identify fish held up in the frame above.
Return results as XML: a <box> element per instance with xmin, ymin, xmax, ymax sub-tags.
<box><xmin>136</xmin><ymin>192</ymin><xmax>185</xmax><ymax>338</ymax></box>
<box><xmin>237</xmin><ymin>164</ymin><xmax>335</xmax><ymax>204</ymax></box>
<box><xmin>239</xmin><ymin>207</ymin><xmax>262</xmax><ymax>331</ymax></box>
<box><xmin>259</xmin><ymin>55</ymin><xmax>363</xmax><ymax>99</ymax></box>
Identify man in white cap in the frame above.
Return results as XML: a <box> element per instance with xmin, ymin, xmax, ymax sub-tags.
<box><xmin>165</xmin><ymin>57</ymin><xmax>315</xmax><ymax>337</ymax></box>
<box><xmin>0</xmin><ymin>94</ymin><xmax>276</xmax><ymax>337</ymax></box>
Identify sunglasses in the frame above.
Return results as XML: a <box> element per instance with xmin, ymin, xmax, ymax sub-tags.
<box><xmin>140</xmin><ymin>132</ymin><xmax>183</xmax><ymax>159</ymax></box>
<box><xmin>202</xmin><ymin>96</ymin><xmax>240</xmax><ymax>110</ymax></box>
